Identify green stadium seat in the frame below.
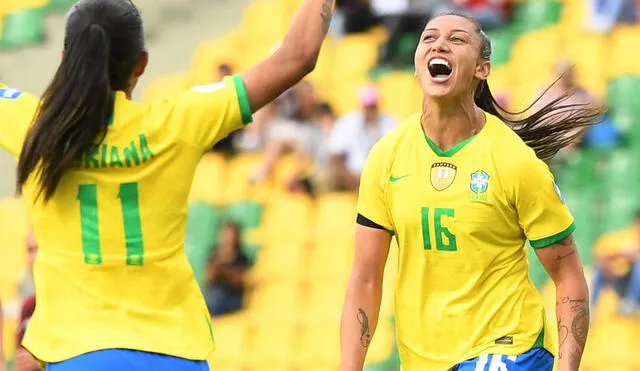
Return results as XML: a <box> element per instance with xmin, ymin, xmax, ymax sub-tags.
<box><xmin>185</xmin><ymin>202</ymin><xmax>224</xmax><ymax>287</ymax></box>
<box><xmin>1</xmin><ymin>8</ymin><xmax>45</xmax><ymax>49</ymax></box>
<box><xmin>487</xmin><ymin>26</ymin><xmax>516</xmax><ymax>67</ymax></box>
<box><xmin>607</xmin><ymin>77</ymin><xmax>640</xmax><ymax>136</ymax></box>
<box><xmin>45</xmin><ymin>0</ymin><xmax>77</xmax><ymax>12</ymax></box>
<box><xmin>225</xmin><ymin>202</ymin><xmax>263</xmax><ymax>230</ymax></box>
<box><xmin>514</xmin><ymin>0</ymin><xmax>563</xmax><ymax>34</ymax></box>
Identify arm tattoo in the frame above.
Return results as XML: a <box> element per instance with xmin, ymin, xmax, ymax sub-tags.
<box><xmin>357</xmin><ymin>308</ymin><xmax>372</xmax><ymax>348</ymax></box>
<box><xmin>557</xmin><ymin>318</ymin><xmax>569</xmax><ymax>360</ymax></box>
<box><xmin>320</xmin><ymin>0</ymin><xmax>333</xmax><ymax>34</ymax></box>
<box><xmin>557</xmin><ymin>296</ymin><xmax>589</xmax><ymax>369</ymax></box>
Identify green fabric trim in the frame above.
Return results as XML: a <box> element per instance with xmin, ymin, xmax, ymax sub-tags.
<box><xmin>530</xmin><ymin>222</ymin><xmax>576</xmax><ymax>249</ymax></box>
<box><xmin>231</xmin><ymin>75</ymin><xmax>253</xmax><ymax>125</ymax></box>
<box><xmin>424</xmin><ymin>134</ymin><xmax>476</xmax><ymax>157</ymax></box>
<box><xmin>532</xmin><ymin>327</ymin><xmax>544</xmax><ymax>349</ymax></box>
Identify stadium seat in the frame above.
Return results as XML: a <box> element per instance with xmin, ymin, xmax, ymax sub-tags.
<box><xmin>186</xmin><ymin>33</ymin><xmax>240</xmax><ymax>87</ymax></box>
<box><xmin>333</xmin><ymin>34</ymin><xmax>381</xmax><ymax>78</ymax></box>
<box><xmin>296</xmin><ymin>321</ymin><xmax>341</xmax><ymax>367</ymax></box>
<box><xmin>209</xmin><ymin>313</ymin><xmax>249</xmax><ymax>366</ymax></box>
<box><xmin>329</xmin><ymin>76</ymin><xmax>372</xmax><ymax>116</ymax></box>
<box><xmin>559</xmin><ymin>0</ymin><xmax>588</xmax><ymax>34</ymax></box>
<box><xmin>250</xmin><ymin>242</ymin><xmax>304</xmax><ymax>281</ymax></box>
<box><xmin>260</xmin><ymin>194</ymin><xmax>313</xmax><ymax>245</ymax></box>
<box><xmin>225</xmin><ymin>153</ymin><xmax>271</xmax><ymax>203</ymax></box>
<box><xmin>1</xmin><ymin>7</ymin><xmax>45</xmax><ymax>49</ymax></box>
<box><xmin>607</xmin><ymin>77</ymin><xmax>640</xmax><ymax>135</ymax></box>
<box><xmin>184</xmin><ymin>202</ymin><xmax>223</xmax><ymax>287</ymax></box>
<box><xmin>487</xmin><ymin>26</ymin><xmax>516</xmax><ymax>67</ymax></box>
<box><xmin>377</xmin><ymin>72</ymin><xmax>422</xmax><ymax>121</ymax></box>
<box><xmin>225</xmin><ymin>201</ymin><xmax>263</xmax><ymax>230</ymax></box>
<box><xmin>45</xmin><ymin>0</ymin><xmax>77</xmax><ymax>12</ymax></box>
<box><xmin>245</xmin><ymin>321</ymin><xmax>298</xmax><ymax>370</ymax></box>
<box><xmin>608</xmin><ymin>26</ymin><xmax>640</xmax><ymax>79</ymax></box>
<box><xmin>486</xmin><ymin>64</ymin><xmax>512</xmax><ymax>99</ymax></box>
<box><xmin>564</xmin><ymin>33</ymin><xmax>608</xmax><ymax>97</ymax></box>
<box><xmin>513</xmin><ymin>0</ymin><xmax>563</xmax><ymax>34</ymax></box>
<box><xmin>189</xmin><ymin>153</ymin><xmax>227</xmax><ymax>205</ymax></box>
<box><xmin>238</xmin><ymin>0</ymin><xmax>290</xmax><ymax>49</ymax></box>
<box><xmin>314</xmin><ymin>193</ymin><xmax>357</xmax><ymax>238</ymax></box>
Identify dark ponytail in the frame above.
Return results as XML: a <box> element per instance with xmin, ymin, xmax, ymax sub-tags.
<box><xmin>433</xmin><ymin>10</ymin><xmax>604</xmax><ymax>162</ymax></box>
<box><xmin>16</xmin><ymin>0</ymin><xmax>145</xmax><ymax>201</ymax></box>
<box><xmin>474</xmin><ymin>80</ymin><xmax>603</xmax><ymax>162</ymax></box>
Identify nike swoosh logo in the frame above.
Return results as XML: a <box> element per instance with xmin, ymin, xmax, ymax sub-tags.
<box><xmin>390</xmin><ymin>175</ymin><xmax>410</xmax><ymax>182</ymax></box>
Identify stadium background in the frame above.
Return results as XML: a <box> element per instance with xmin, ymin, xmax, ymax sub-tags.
<box><xmin>0</xmin><ymin>0</ymin><xmax>639</xmax><ymax>370</ymax></box>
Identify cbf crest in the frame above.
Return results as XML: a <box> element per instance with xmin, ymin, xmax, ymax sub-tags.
<box><xmin>430</xmin><ymin>162</ymin><xmax>457</xmax><ymax>191</ymax></box>
<box><xmin>470</xmin><ymin>170</ymin><xmax>490</xmax><ymax>194</ymax></box>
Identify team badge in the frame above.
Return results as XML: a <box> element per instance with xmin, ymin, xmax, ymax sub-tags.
<box><xmin>0</xmin><ymin>88</ymin><xmax>23</xmax><ymax>100</ymax></box>
<box><xmin>470</xmin><ymin>170</ymin><xmax>490</xmax><ymax>194</ymax></box>
<box><xmin>430</xmin><ymin>162</ymin><xmax>457</xmax><ymax>191</ymax></box>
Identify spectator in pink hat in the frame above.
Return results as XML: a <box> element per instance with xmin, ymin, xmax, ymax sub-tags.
<box><xmin>328</xmin><ymin>84</ymin><xmax>396</xmax><ymax>190</ymax></box>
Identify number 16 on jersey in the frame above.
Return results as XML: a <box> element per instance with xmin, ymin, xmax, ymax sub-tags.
<box><xmin>421</xmin><ymin>207</ymin><xmax>457</xmax><ymax>251</ymax></box>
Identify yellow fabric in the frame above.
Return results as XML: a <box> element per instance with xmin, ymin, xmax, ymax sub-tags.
<box><xmin>595</xmin><ymin>227</ymin><xmax>637</xmax><ymax>276</ymax></box>
<box><xmin>0</xmin><ymin>76</ymin><xmax>252</xmax><ymax>362</ymax></box>
<box><xmin>0</xmin><ymin>85</ymin><xmax>40</xmax><ymax>156</ymax></box>
<box><xmin>357</xmin><ymin>113</ymin><xmax>574</xmax><ymax>370</ymax></box>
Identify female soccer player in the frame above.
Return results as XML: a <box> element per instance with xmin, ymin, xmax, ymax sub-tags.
<box><xmin>340</xmin><ymin>13</ymin><xmax>601</xmax><ymax>371</ymax></box>
<box><xmin>0</xmin><ymin>0</ymin><xmax>333</xmax><ymax>369</ymax></box>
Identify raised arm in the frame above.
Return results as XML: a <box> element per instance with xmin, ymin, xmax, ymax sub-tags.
<box><xmin>535</xmin><ymin>235</ymin><xmax>589</xmax><ymax>371</ymax></box>
<box><xmin>241</xmin><ymin>0</ymin><xmax>334</xmax><ymax>113</ymax></box>
<box><xmin>340</xmin><ymin>224</ymin><xmax>391</xmax><ymax>371</ymax></box>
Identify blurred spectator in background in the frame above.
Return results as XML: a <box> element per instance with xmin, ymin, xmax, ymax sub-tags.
<box><xmin>286</xmin><ymin>102</ymin><xmax>337</xmax><ymax>195</ymax></box>
<box><xmin>435</xmin><ymin>0</ymin><xmax>511</xmax><ymax>30</ymax></box>
<box><xmin>328</xmin><ymin>84</ymin><xmax>396</xmax><ymax>190</ymax></box>
<box><xmin>15</xmin><ymin>231</ymin><xmax>39</xmax><ymax>371</ymax></box>
<box><xmin>591</xmin><ymin>211</ymin><xmax>640</xmax><ymax>318</ymax></box>
<box><xmin>375</xmin><ymin>0</ymin><xmax>431</xmax><ymax>68</ymax></box>
<box><xmin>253</xmin><ymin>81</ymin><xmax>329</xmax><ymax>193</ymax></box>
<box><xmin>210</xmin><ymin>63</ymin><xmax>242</xmax><ymax>157</ymax></box>
<box><xmin>331</xmin><ymin>0</ymin><xmax>380</xmax><ymax>37</ymax></box>
<box><xmin>589</xmin><ymin>0</ymin><xmax>638</xmax><ymax>33</ymax></box>
<box><xmin>534</xmin><ymin>58</ymin><xmax>614</xmax><ymax>151</ymax></box>
<box><xmin>203</xmin><ymin>223</ymin><xmax>250</xmax><ymax>317</ymax></box>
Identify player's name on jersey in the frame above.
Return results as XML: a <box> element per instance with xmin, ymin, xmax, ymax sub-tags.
<box><xmin>73</xmin><ymin>134</ymin><xmax>154</xmax><ymax>169</ymax></box>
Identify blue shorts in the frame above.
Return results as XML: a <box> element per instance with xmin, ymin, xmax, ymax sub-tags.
<box><xmin>453</xmin><ymin>348</ymin><xmax>554</xmax><ymax>371</ymax></box>
<box><xmin>45</xmin><ymin>349</ymin><xmax>209</xmax><ymax>371</ymax></box>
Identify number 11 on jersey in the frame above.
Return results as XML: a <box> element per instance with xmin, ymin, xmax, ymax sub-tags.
<box><xmin>77</xmin><ymin>182</ymin><xmax>144</xmax><ymax>265</ymax></box>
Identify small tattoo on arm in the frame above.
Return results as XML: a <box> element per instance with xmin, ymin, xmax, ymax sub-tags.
<box><xmin>320</xmin><ymin>0</ymin><xmax>333</xmax><ymax>34</ymax></box>
<box><xmin>557</xmin><ymin>318</ymin><xmax>569</xmax><ymax>360</ymax></box>
<box><xmin>556</xmin><ymin>250</ymin><xmax>576</xmax><ymax>261</ymax></box>
<box><xmin>357</xmin><ymin>308</ymin><xmax>372</xmax><ymax>348</ymax></box>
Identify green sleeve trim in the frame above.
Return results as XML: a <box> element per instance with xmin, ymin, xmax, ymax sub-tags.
<box><xmin>529</xmin><ymin>222</ymin><xmax>576</xmax><ymax>249</ymax></box>
<box><xmin>231</xmin><ymin>75</ymin><xmax>253</xmax><ymax>125</ymax></box>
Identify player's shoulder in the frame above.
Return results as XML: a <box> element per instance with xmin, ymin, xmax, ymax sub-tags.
<box><xmin>486</xmin><ymin>114</ymin><xmax>543</xmax><ymax>168</ymax></box>
<box><xmin>0</xmin><ymin>85</ymin><xmax>39</xmax><ymax>105</ymax></box>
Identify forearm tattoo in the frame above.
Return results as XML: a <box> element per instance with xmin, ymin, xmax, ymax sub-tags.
<box><xmin>557</xmin><ymin>296</ymin><xmax>589</xmax><ymax>370</ymax></box>
<box><xmin>357</xmin><ymin>308</ymin><xmax>372</xmax><ymax>348</ymax></box>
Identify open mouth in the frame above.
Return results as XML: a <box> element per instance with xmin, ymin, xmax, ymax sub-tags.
<box><xmin>428</xmin><ymin>58</ymin><xmax>453</xmax><ymax>80</ymax></box>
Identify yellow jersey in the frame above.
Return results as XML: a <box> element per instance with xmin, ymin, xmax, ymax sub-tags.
<box><xmin>357</xmin><ymin>113</ymin><xmax>574</xmax><ymax>370</ymax></box>
<box><xmin>0</xmin><ymin>76</ymin><xmax>252</xmax><ymax>362</ymax></box>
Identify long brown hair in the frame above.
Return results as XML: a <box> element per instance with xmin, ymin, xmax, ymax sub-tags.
<box><xmin>16</xmin><ymin>0</ymin><xmax>145</xmax><ymax>201</ymax></box>
<box><xmin>433</xmin><ymin>11</ymin><xmax>604</xmax><ymax>162</ymax></box>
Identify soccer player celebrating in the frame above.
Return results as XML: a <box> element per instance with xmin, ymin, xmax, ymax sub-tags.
<box><xmin>0</xmin><ymin>0</ymin><xmax>333</xmax><ymax>369</ymax></box>
<box><xmin>340</xmin><ymin>13</ymin><xmax>601</xmax><ymax>371</ymax></box>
